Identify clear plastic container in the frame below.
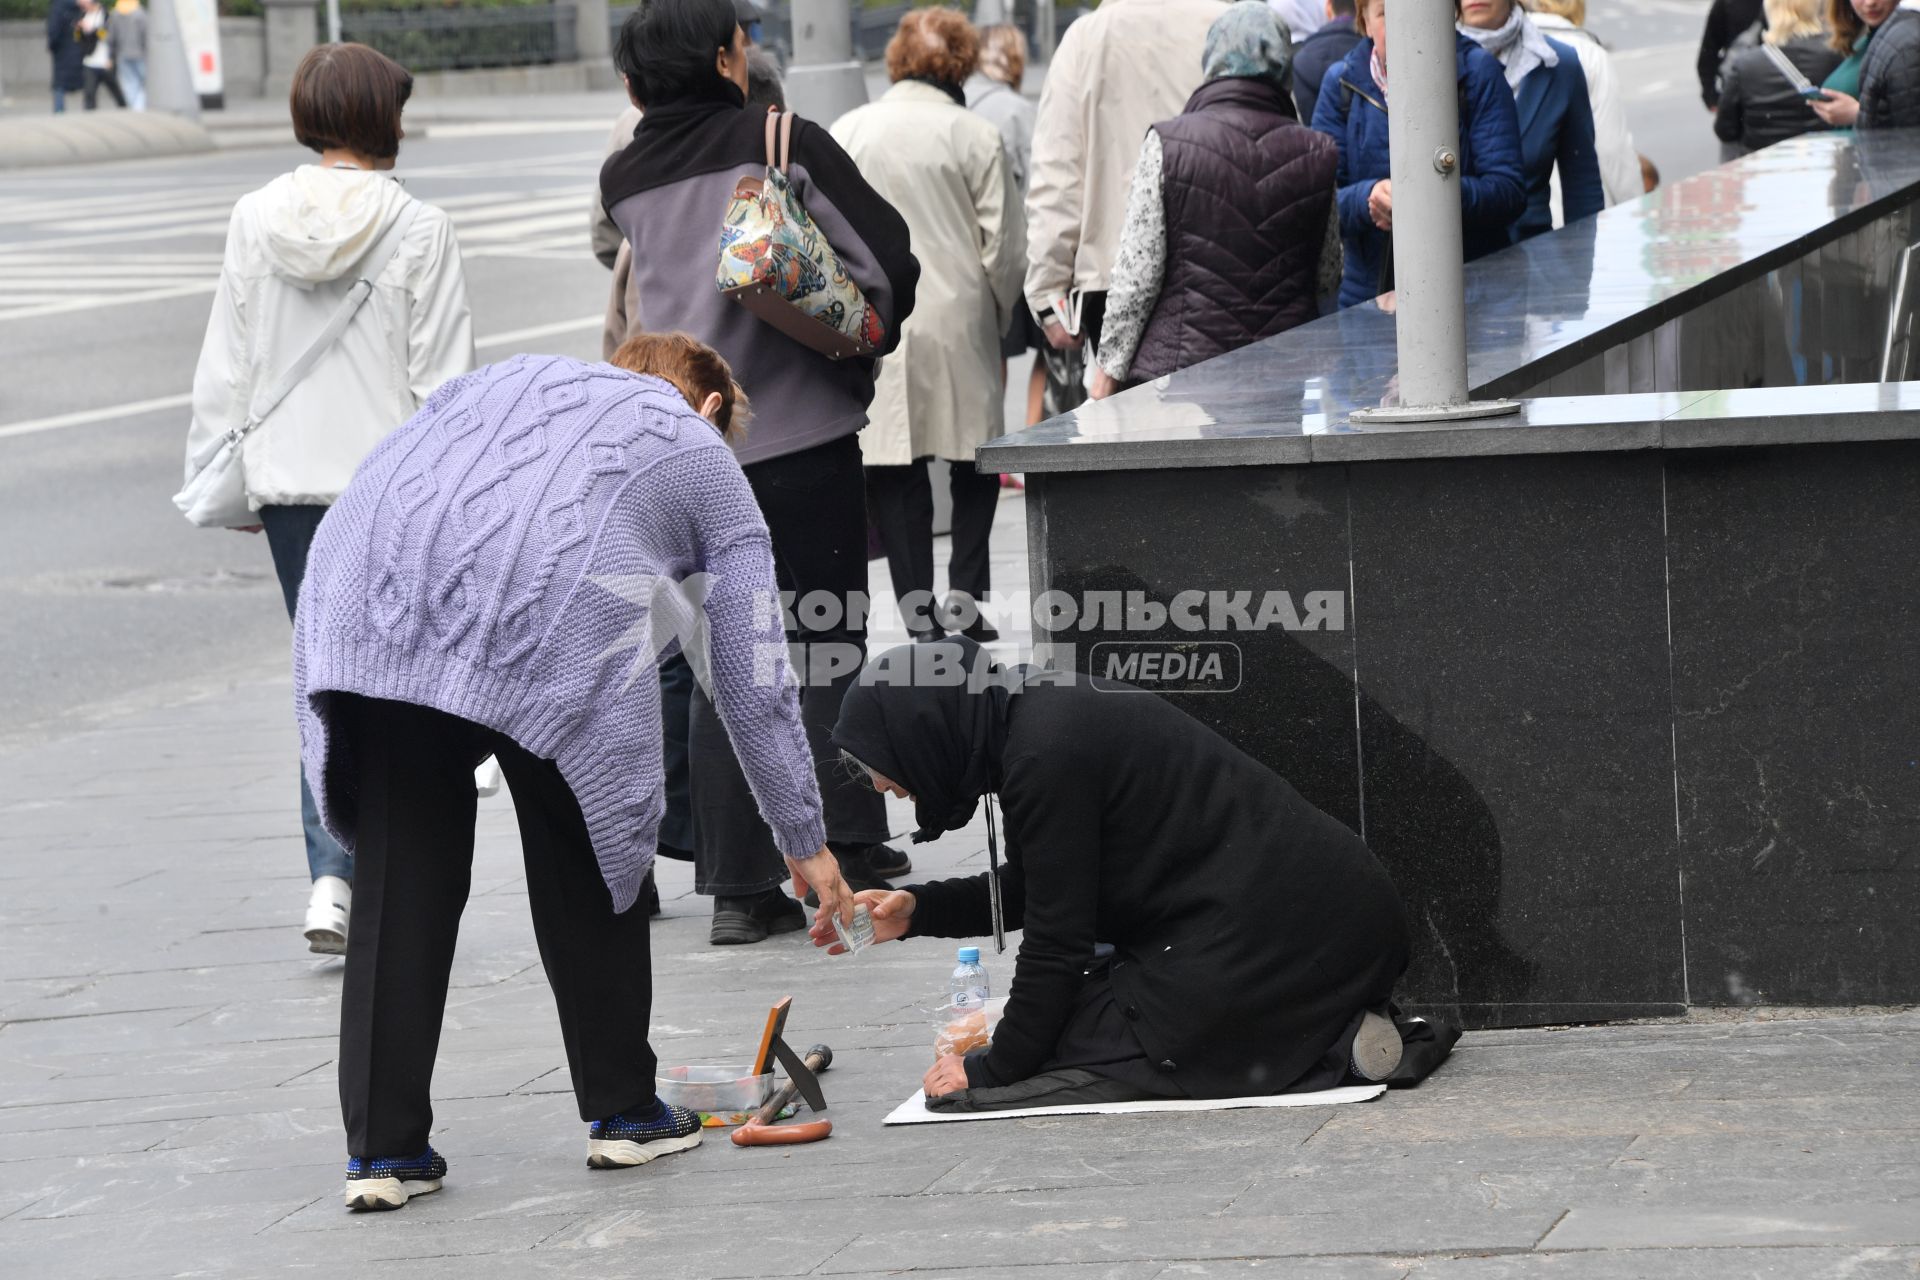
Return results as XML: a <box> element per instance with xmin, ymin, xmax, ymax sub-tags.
<box><xmin>831</xmin><ymin>903</ymin><xmax>876</xmax><ymax>955</ymax></box>
<box><xmin>655</xmin><ymin>1065</ymin><xmax>777</xmax><ymax>1126</ymax></box>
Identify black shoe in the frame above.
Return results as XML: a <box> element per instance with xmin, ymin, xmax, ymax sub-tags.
<box><xmin>864</xmin><ymin>842</ymin><xmax>913</xmax><ymax>879</ymax></box>
<box><xmin>958</xmin><ymin>620</ymin><xmax>1000</xmax><ymax>644</ymax></box>
<box><xmin>643</xmin><ymin>869</ymin><xmax>661</xmax><ymax>918</ymax></box>
<box><xmin>710</xmin><ymin>889</ymin><xmax>806</xmax><ymax>945</ymax></box>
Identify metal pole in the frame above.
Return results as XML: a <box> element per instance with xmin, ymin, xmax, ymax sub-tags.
<box><xmin>783</xmin><ymin>0</ymin><xmax>867</xmax><ymax>125</ymax></box>
<box><xmin>146</xmin><ymin>0</ymin><xmax>202</xmax><ymax>121</ymax></box>
<box><xmin>1349</xmin><ymin>0</ymin><xmax>1514</xmax><ymax>423</ymax></box>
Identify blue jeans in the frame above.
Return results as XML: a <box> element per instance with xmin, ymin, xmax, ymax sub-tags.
<box><xmin>260</xmin><ymin>505</ymin><xmax>353</xmax><ymax>884</ymax></box>
<box><xmin>118</xmin><ymin>57</ymin><xmax>146</xmax><ymax>110</ymax></box>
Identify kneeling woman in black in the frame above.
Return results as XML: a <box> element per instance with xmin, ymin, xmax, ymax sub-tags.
<box><xmin>819</xmin><ymin>638</ymin><xmax>1446</xmax><ymax>1109</ymax></box>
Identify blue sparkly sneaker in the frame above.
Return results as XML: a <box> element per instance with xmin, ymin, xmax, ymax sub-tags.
<box><xmin>587</xmin><ymin>1101</ymin><xmax>703</xmax><ymax>1169</ymax></box>
<box><xmin>343</xmin><ymin>1147</ymin><xmax>447</xmax><ymax>1211</ymax></box>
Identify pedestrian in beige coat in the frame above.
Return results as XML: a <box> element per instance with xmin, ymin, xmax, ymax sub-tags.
<box><xmin>832</xmin><ymin>7</ymin><xmax>1025</xmax><ymax>643</ymax></box>
<box><xmin>1025</xmin><ymin>0</ymin><xmax>1229</xmax><ymax>359</ymax></box>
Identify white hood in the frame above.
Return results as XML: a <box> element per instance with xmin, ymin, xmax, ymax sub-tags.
<box><xmin>254</xmin><ymin>166</ymin><xmax>414</xmax><ymax>285</ymax></box>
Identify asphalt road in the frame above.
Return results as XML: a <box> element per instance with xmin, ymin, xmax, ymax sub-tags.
<box><xmin>0</xmin><ymin>121</ymin><xmax>621</xmax><ymax>747</ymax></box>
<box><xmin>1600</xmin><ymin>0</ymin><xmax>1730</xmax><ymax>187</ymax></box>
<box><xmin>0</xmin><ymin>9</ymin><xmax>1719</xmax><ymax>748</ymax></box>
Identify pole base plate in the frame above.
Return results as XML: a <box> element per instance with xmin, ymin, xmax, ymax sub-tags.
<box><xmin>1347</xmin><ymin>399</ymin><xmax>1523</xmax><ymax>425</ymax></box>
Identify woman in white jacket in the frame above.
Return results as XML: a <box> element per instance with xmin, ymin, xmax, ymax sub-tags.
<box><xmin>186</xmin><ymin>43</ymin><xmax>474</xmax><ymax>955</ymax></box>
<box><xmin>1530</xmin><ymin>0</ymin><xmax>1643</xmax><ymax>210</ymax></box>
<box><xmin>831</xmin><ymin>8</ymin><xmax>1024</xmax><ymax>643</ymax></box>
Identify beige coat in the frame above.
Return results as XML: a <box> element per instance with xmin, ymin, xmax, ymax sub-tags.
<box><xmin>832</xmin><ymin>81</ymin><xmax>1025</xmax><ymax>466</ymax></box>
<box><xmin>1024</xmin><ymin>0</ymin><xmax>1229</xmax><ymax>323</ymax></box>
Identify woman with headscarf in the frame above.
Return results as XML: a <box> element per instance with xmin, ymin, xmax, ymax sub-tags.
<box><xmin>820</xmin><ymin>639</ymin><xmax>1453</xmax><ymax>1108</ymax></box>
<box><xmin>1310</xmin><ymin>0</ymin><xmax>1526</xmax><ymax>309</ymax></box>
<box><xmin>1457</xmin><ymin>0</ymin><xmax>1605</xmax><ymax>241</ymax></box>
<box><xmin>1092</xmin><ymin>1</ymin><xmax>1342</xmax><ymax>398</ymax></box>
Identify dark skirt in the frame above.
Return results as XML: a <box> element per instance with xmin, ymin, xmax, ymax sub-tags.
<box><xmin>1000</xmin><ymin>304</ymin><xmax>1045</xmax><ymax>360</ymax></box>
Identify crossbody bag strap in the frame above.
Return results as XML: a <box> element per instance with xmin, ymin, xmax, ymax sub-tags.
<box><xmin>240</xmin><ymin>198</ymin><xmax>423</xmax><ymax>438</ymax></box>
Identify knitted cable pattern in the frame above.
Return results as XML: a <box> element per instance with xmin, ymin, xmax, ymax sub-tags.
<box><xmin>293</xmin><ymin>354</ymin><xmax>826</xmax><ymax>911</ymax></box>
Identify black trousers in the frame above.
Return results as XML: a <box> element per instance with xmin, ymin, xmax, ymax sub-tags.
<box><xmin>865</xmin><ymin>458</ymin><xmax>999</xmax><ymax>633</ymax></box>
<box><xmin>82</xmin><ymin>65</ymin><xmax>124</xmax><ymax>109</ymax></box>
<box><xmin>335</xmin><ymin>695</ymin><xmax>658</xmax><ymax>1157</ymax></box>
<box><xmin>689</xmin><ymin>433</ymin><xmax>888</xmax><ymax>897</ymax></box>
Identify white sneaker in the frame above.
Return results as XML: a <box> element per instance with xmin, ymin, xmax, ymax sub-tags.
<box><xmin>305</xmin><ymin>876</ymin><xmax>351</xmax><ymax>955</ymax></box>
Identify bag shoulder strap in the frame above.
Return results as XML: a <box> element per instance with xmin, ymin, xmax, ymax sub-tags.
<box><xmin>1761</xmin><ymin>42</ymin><xmax>1816</xmax><ymax>94</ymax></box>
<box><xmin>763</xmin><ymin>105</ymin><xmax>782</xmax><ymax>172</ymax></box>
<box><xmin>777</xmin><ymin>109</ymin><xmax>795</xmax><ymax>173</ymax></box>
<box><xmin>244</xmin><ymin>197</ymin><xmax>423</xmax><ymax>435</ymax></box>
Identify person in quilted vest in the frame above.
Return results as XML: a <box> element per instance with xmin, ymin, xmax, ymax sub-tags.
<box><xmin>293</xmin><ymin>345</ymin><xmax>857</xmax><ymax>1210</ymax></box>
<box><xmin>1093</xmin><ymin>1</ymin><xmax>1342</xmax><ymax>396</ymax></box>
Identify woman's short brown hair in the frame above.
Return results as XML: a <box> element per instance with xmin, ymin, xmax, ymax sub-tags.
<box><xmin>886</xmin><ymin>7</ymin><xmax>979</xmax><ymax>88</ymax></box>
<box><xmin>610</xmin><ymin>331</ymin><xmax>751</xmax><ymax>442</ymax></box>
<box><xmin>290</xmin><ymin>43</ymin><xmax>413</xmax><ymax>160</ymax></box>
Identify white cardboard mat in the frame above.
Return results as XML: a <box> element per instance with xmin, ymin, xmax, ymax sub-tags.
<box><xmin>884</xmin><ymin>1082</ymin><xmax>1384</xmax><ymax>1125</ymax></box>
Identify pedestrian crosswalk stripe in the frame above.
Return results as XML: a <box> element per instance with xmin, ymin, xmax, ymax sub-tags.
<box><xmin>0</xmin><ymin>184</ymin><xmax>597</xmax><ymax>321</ymax></box>
<box><xmin>0</xmin><ymin>315</ymin><xmax>599</xmax><ymax>440</ymax></box>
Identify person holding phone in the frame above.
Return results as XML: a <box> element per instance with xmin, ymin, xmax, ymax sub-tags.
<box><xmin>1810</xmin><ymin>0</ymin><xmax>1920</xmax><ymax>131</ymax></box>
<box><xmin>1714</xmin><ymin>0</ymin><xmax>1844</xmax><ymax>154</ymax></box>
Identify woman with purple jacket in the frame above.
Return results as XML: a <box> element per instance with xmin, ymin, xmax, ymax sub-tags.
<box><xmin>293</xmin><ymin>346</ymin><xmax>854</xmax><ymax>1211</ymax></box>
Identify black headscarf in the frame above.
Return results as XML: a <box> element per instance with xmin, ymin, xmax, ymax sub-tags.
<box><xmin>830</xmin><ymin>637</ymin><xmax>1029</xmax><ymax>843</ymax></box>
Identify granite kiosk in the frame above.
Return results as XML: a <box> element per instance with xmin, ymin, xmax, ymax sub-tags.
<box><xmin>978</xmin><ymin>133</ymin><xmax>1920</xmax><ymax>1030</ymax></box>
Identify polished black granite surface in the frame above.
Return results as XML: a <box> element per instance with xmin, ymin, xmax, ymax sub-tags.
<box><xmin>1665</xmin><ymin>441</ymin><xmax>1920</xmax><ymax>1007</ymax></box>
<box><xmin>1005</xmin><ymin>130</ymin><xmax>1920</xmax><ymax>1022</ymax></box>
<box><xmin>1030</xmin><ymin>434</ymin><xmax>1920</xmax><ymax>1023</ymax></box>
<box><xmin>981</xmin><ymin>131</ymin><xmax>1920</xmax><ymax>473</ymax></box>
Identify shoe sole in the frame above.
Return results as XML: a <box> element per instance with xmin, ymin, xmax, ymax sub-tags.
<box><xmin>1349</xmin><ymin>1009</ymin><xmax>1404</xmax><ymax>1082</ymax></box>
<box><xmin>344</xmin><ymin>1176</ymin><xmax>441</xmax><ymax>1210</ymax></box>
<box><xmin>306</xmin><ymin>927</ymin><xmax>346</xmax><ymax>955</ymax></box>
<box><xmin>587</xmin><ymin>1130</ymin><xmax>703</xmax><ymax>1168</ymax></box>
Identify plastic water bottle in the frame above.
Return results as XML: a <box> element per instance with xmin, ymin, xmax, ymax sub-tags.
<box><xmin>949</xmin><ymin>946</ymin><xmax>991</xmax><ymax>1011</ymax></box>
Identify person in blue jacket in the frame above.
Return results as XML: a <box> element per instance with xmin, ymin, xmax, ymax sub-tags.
<box><xmin>1310</xmin><ymin>0</ymin><xmax>1526</xmax><ymax>309</ymax></box>
<box><xmin>1458</xmin><ymin>0</ymin><xmax>1603</xmax><ymax>242</ymax></box>
<box><xmin>46</xmin><ymin>0</ymin><xmax>87</xmax><ymax>113</ymax></box>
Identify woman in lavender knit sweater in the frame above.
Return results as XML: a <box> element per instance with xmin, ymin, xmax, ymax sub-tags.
<box><xmin>294</xmin><ymin>347</ymin><xmax>853</xmax><ymax>1210</ymax></box>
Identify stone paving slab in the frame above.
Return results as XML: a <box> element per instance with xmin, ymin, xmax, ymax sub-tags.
<box><xmin>2</xmin><ymin>492</ymin><xmax>1918</xmax><ymax>1276</ymax></box>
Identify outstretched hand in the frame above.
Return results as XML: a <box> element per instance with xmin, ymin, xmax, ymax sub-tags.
<box><xmin>809</xmin><ymin>887</ymin><xmax>915</xmax><ymax>953</ymax></box>
<box><xmin>787</xmin><ymin>848</ymin><xmax>852</xmax><ymax>930</ymax></box>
